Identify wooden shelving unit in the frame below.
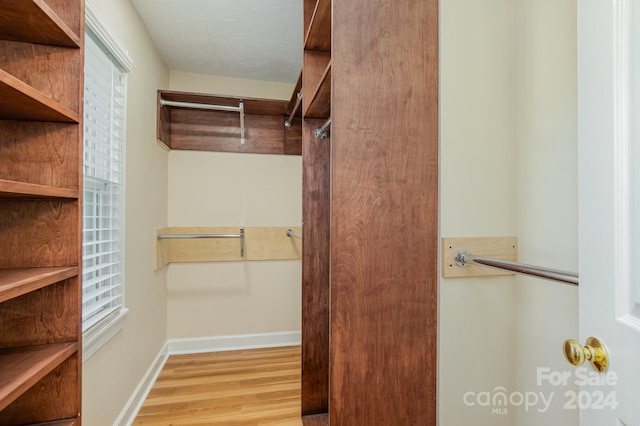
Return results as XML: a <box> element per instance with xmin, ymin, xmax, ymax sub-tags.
<box><xmin>301</xmin><ymin>0</ymin><xmax>439</xmax><ymax>424</ymax></box>
<box><xmin>301</xmin><ymin>0</ymin><xmax>331</xmax><ymax>424</ymax></box>
<box><xmin>0</xmin><ymin>0</ymin><xmax>83</xmax><ymax>424</ymax></box>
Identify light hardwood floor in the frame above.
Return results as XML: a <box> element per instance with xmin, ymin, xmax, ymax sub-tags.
<box><xmin>133</xmin><ymin>346</ymin><xmax>303</xmax><ymax>425</ymax></box>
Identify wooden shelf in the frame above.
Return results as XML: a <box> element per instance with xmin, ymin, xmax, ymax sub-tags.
<box><xmin>306</xmin><ymin>61</ymin><xmax>331</xmax><ymax>119</ymax></box>
<box><xmin>0</xmin><ymin>343</ymin><xmax>77</xmax><ymax>412</ymax></box>
<box><xmin>305</xmin><ymin>0</ymin><xmax>331</xmax><ymax>51</ymax></box>
<box><xmin>31</xmin><ymin>419</ymin><xmax>79</xmax><ymax>426</ymax></box>
<box><xmin>0</xmin><ymin>0</ymin><xmax>80</xmax><ymax>48</ymax></box>
<box><xmin>0</xmin><ymin>70</ymin><xmax>79</xmax><ymax>123</ymax></box>
<box><xmin>159</xmin><ymin>91</ymin><xmax>291</xmax><ymax>116</ymax></box>
<box><xmin>0</xmin><ymin>179</ymin><xmax>78</xmax><ymax>199</ymax></box>
<box><xmin>302</xmin><ymin>413</ymin><xmax>328</xmax><ymax>426</ymax></box>
<box><xmin>0</xmin><ymin>267</ymin><xmax>78</xmax><ymax>304</ymax></box>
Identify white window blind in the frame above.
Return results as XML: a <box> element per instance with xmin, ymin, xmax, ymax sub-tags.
<box><xmin>82</xmin><ymin>29</ymin><xmax>128</xmax><ymax>334</ymax></box>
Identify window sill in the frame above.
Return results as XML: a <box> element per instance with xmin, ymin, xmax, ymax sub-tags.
<box><xmin>82</xmin><ymin>307</ymin><xmax>129</xmax><ymax>362</ymax></box>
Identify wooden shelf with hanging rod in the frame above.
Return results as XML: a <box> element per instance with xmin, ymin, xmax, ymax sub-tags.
<box><xmin>157</xmin><ymin>90</ymin><xmax>302</xmax><ymax>155</ymax></box>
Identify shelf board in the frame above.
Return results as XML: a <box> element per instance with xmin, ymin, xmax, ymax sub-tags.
<box><xmin>159</xmin><ymin>90</ymin><xmax>290</xmax><ymax>116</ymax></box>
<box><xmin>0</xmin><ymin>179</ymin><xmax>79</xmax><ymax>199</ymax></box>
<box><xmin>0</xmin><ymin>343</ymin><xmax>77</xmax><ymax>412</ymax></box>
<box><xmin>0</xmin><ymin>267</ymin><xmax>78</xmax><ymax>304</ymax></box>
<box><xmin>305</xmin><ymin>0</ymin><xmax>331</xmax><ymax>51</ymax></box>
<box><xmin>31</xmin><ymin>418</ymin><xmax>79</xmax><ymax>426</ymax></box>
<box><xmin>0</xmin><ymin>0</ymin><xmax>80</xmax><ymax>48</ymax></box>
<box><xmin>306</xmin><ymin>61</ymin><xmax>331</xmax><ymax>119</ymax></box>
<box><xmin>0</xmin><ymin>70</ymin><xmax>80</xmax><ymax>123</ymax></box>
<box><xmin>302</xmin><ymin>413</ymin><xmax>328</xmax><ymax>426</ymax></box>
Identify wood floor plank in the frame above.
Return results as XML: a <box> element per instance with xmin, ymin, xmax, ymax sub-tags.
<box><xmin>133</xmin><ymin>346</ymin><xmax>302</xmax><ymax>425</ymax></box>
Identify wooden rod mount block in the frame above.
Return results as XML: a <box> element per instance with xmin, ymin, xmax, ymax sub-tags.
<box><xmin>154</xmin><ymin>226</ymin><xmax>302</xmax><ymax>270</ymax></box>
<box><xmin>442</xmin><ymin>237</ymin><xmax>518</xmax><ymax>278</ymax></box>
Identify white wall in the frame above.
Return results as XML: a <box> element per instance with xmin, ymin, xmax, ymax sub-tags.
<box><xmin>513</xmin><ymin>0</ymin><xmax>578</xmax><ymax>424</ymax></box>
<box><xmin>440</xmin><ymin>1</ymin><xmax>578</xmax><ymax>425</ymax></box>
<box><xmin>439</xmin><ymin>1</ymin><xmax>517</xmax><ymax>424</ymax></box>
<box><xmin>166</xmin><ymin>72</ymin><xmax>302</xmax><ymax>340</ymax></box>
<box><xmin>169</xmin><ymin>70</ymin><xmax>294</xmax><ymax>100</ymax></box>
<box><xmin>81</xmin><ymin>1</ymin><xmax>169</xmax><ymax>424</ymax></box>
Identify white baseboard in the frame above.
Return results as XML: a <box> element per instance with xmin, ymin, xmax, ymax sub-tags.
<box><xmin>114</xmin><ymin>341</ymin><xmax>169</xmax><ymax>426</ymax></box>
<box><xmin>114</xmin><ymin>331</ymin><xmax>301</xmax><ymax>425</ymax></box>
<box><xmin>167</xmin><ymin>330</ymin><xmax>301</xmax><ymax>355</ymax></box>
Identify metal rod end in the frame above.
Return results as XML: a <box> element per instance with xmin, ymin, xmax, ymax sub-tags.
<box><xmin>454</xmin><ymin>250</ymin><xmax>469</xmax><ymax>267</ymax></box>
<box><xmin>314</xmin><ymin>129</ymin><xmax>328</xmax><ymax>139</ymax></box>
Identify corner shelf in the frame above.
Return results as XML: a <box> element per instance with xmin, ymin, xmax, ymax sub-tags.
<box><xmin>0</xmin><ymin>0</ymin><xmax>80</xmax><ymax>48</ymax></box>
<box><xmin>0</xmin><ymin>343</ymin><xmax>77</xmax><ymax>412</ymax></box>
<box><xmin>0</xmin><ymin>70</ymin><xmax>80</xmax><ymax>123</ymax></box>
<box><xmin>0</xmin><ymin>179</ymin><xmax>79</xmax><ymax>199</ymax></box>
<box><xmin>0</xmin><ymin>267</ymin><xmax>78</xmax><ymax>304</ymax></box>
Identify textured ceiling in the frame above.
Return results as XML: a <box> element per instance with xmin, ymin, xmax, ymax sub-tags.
<box><xmin>132</xmin><ymin>0</ymin><xmax>303</xmax><ymax>83</ymax></box>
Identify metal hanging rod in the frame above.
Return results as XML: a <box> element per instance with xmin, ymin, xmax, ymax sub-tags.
<box><xmin>284</xmin><ymin>90</ymin><xmax>302</xmax><ymax>128</ymax></box>
<box><xmin>157</xmin><ymin>227</ymin><xmax>245</xmax><ymax>257</ymax></box>
<box><xmin>160</xmin><ymin>98</ymin><xmax>245</xmax><ymax>142</ymax></box>
<box><xmin>454</xmin><ymin>250</ymin><xmax>578</xmax><ymax>285</ymax></box>
<box><xmin>286</xmin><ymin>229</ymin><xmax>302</xmax><ymax>240</ymax></box>
<box><xmin>315</xmin><ymin>117</ymin><xmax>331</xmax><ymax>139</ymax></box>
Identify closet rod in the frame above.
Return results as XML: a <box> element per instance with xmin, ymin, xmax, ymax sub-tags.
<box><xmin>454</xmin><ymin>250</ymin><xmax>578</xmax><ymax>285</ymax></box>
<box><xmin>315</xmin><ymin>117</ymin><xmax>331</xmax><ymax>139</ymax></box>
<box><xmin>157</xmin><ymin>228</ymin><xmax>245</xmax><ymax>257</ymax></box>
<box><xmin>159</xmin><ymin>98</ymin><xmax>245</xmax><ymax>141</ymax></box>
<box><xmin>286</xmin><ymin>229</ymin><xmax>302</xmax><ymax>240</ymax></box>
<box><xmin>284</xmin><ymin>90</ymin><xmax>302</xmax><ymax>128</ymax></box>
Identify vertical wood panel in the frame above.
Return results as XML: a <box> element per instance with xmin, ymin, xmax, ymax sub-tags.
<box><xmin>301</xmin><ymin>119</ymin><xmax>330</xmax><ymax>416</ymax></box>
<box><xmin>0</xmin><ymin>278</ymin><xmax>79</xmax><ymax>348</ymax></box>
<box><xmin>0</xmin><ymin>199</ymin><xmax>79</xmax><ymax>269</ymax></box>
<box><xmin>302</xmin><ymin>51</ymin><xmax>331</xmax><ymax>116</ymax></box>
<box><xmin>0</xmin><ymin>40</ymin><xmax>82</xmax><ymax>114</ymax></box>
<box><xmin>0</xmin><ymin>122</ymin><xmax>79</xmax><ymax>189</ymax></box>
<box><xmin>330</xmin><ymin>0</ymin><xmax>439</xmax><ymax>424</ymax></box>
<box><xmin>167</xmin><ymin>109</ymin><xmax>302</xmax><ymax>155</ymax></box>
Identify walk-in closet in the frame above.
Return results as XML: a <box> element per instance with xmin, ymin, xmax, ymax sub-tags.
<box><xmin>1</xmin><ymin>0</ymin><xmax>636</xmax><ymax>425</ymax></box>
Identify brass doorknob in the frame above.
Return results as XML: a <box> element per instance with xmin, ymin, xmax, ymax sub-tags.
<box><xmin>563</xmin><ymin>336</ymin><xmax>608</xmax><ymax>372</ymax></box>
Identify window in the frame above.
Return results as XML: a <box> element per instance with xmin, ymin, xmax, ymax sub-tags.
<box><xmin>82</xmin><ymin>2</ymin><xmax>132</xmax><ymax>360</ymax></box>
